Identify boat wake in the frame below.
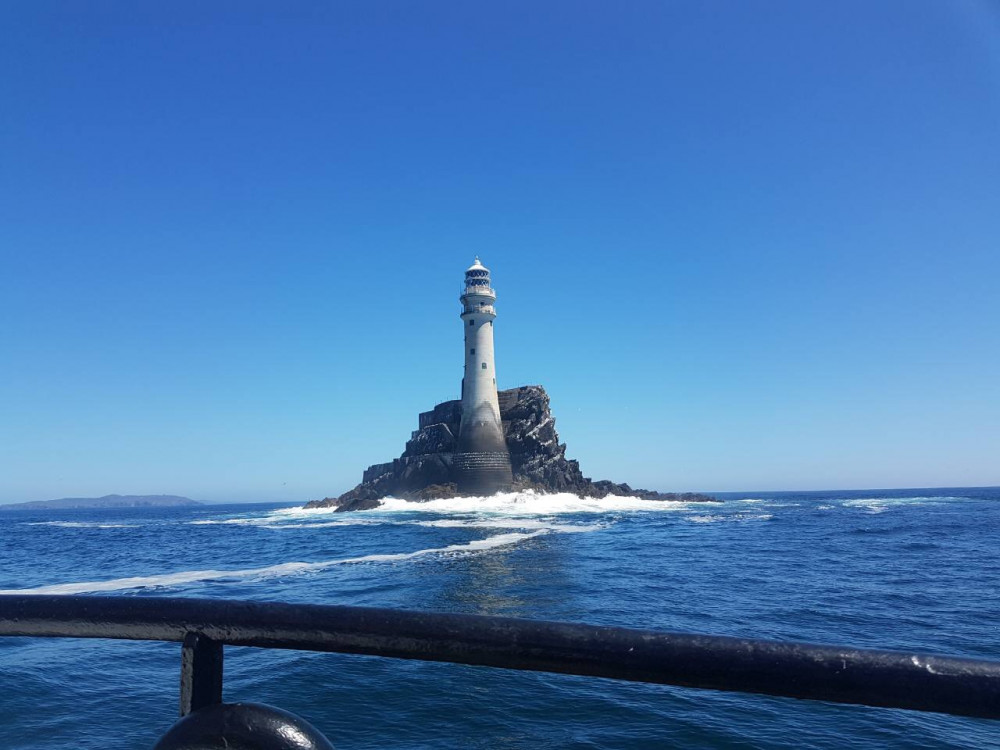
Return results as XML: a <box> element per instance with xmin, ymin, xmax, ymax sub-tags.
<box><xmin>0</xmin><ymin>530</ymin><xmax>548</xmax><ymax>596</ymax></box>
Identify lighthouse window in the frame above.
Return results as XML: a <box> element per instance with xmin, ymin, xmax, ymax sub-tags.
<box><xmin>469</xmin><ymin>319</ymin><xmax>474</xmax><ymax>326</ymax></box>
<box><xmin>481</xmin><ymin>362</ymin><xmax>487</xmax><ymax>370</ymax></box>
<box><xmin>470</xmin><ymin>348</ymin><xmax>475</xmax><ymax>355</ymax></box>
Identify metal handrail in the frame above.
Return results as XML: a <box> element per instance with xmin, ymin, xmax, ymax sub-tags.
<box><xmin>2</xmin><ymin>594</ymin><xmax>1000</xmax><ymax>721</ymax></box>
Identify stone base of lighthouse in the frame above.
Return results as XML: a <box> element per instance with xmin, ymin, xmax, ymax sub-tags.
<box><xmin>454</xmin><ymin>401</ymin><xmax>514</xmax><ymax>494</ymax></box>
<box><xmin>453</xmin><ymin>452</ymin><xmax>514</xmax><ymax>494</ymax></box>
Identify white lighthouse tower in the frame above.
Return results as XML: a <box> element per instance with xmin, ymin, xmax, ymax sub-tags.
<box><xmin>454</xmin><ymin>257</ymin><xmax>514</xmax><ymax>494</ymax></box>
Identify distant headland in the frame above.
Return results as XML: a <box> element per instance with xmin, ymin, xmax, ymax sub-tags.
<box><xmin>0</xmin><ymin>494</ymin><xmax>202</xmax><ymax>511</ymax></box>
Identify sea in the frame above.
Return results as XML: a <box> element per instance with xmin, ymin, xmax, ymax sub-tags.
<box><xmin>1</xmin><ymin>486</ymin><xmax>999</xmax><ymax>749</ymax></box>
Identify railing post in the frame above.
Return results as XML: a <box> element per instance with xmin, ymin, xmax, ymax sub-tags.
<box><xmin>180</xmin><ymin>632</ymin><xmax>223</xmax><ymax>716</ymax></box>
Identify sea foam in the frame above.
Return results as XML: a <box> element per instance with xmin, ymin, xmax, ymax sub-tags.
<box><xmin>23</xmin><ymin>521</ymin><xmax>139</xmax><ymax>529</ymax></box>
<box><xmin>841</xmin><ymin>496</ymin><xmax>964</xmax><ymax>514</ymax></box>
<box><xmin>185</xmin><ymin>491</ymin><xmax>693</xmax><ymax>530</ymax></box>
<box><xmin>0</xmin><ymin>530</ymin><xmax>547</xmax><ymax>596</ymax></box>
<box><xmin>375</xmin><ymin>490</ymin><xmax>696</xmax><ymax>515</ymax></box>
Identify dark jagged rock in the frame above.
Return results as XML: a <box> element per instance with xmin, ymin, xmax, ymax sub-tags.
<box><xmin>305</xmin><ymin>385</ymin><xmax>716</xmax><ymax>511</ymax></box>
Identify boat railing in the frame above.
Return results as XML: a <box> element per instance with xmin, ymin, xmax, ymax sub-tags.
<box><xmin>2</xmin><ymin>594</ymin><xmax>999</xmax><ymax>747</ymax></box>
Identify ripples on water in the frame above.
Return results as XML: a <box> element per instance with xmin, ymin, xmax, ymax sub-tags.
<box><xmin>1</xmin><ymin>487</ymin><xmax>999</xmax><ymax>749</ymax></box>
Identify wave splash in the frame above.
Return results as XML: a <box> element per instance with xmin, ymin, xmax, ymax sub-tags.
<box><xmin>842</xmin><ymin>496</ymin><xmax>965</xmax><ymax>514</ymax></box>
<box><xmin>179</xmin><ymin>492</ymin><xmax>693</xmax><ymax>531</ymax></box>
<box><xmin>297</xmin><ymin>491</ymin><xmax>696</xmax><ymax>518</ymax></box>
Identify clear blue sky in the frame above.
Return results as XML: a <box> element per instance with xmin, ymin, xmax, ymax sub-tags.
<box><xmin>1</xmin><ymin>2</ymin><xmax>998</xmax><ymax>503</ymax></box>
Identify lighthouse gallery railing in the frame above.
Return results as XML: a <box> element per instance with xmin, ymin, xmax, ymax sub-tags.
<box><xmin>1</xmin><ymin>594</ymin><xmax>999</xmax><ymax>740</ymax></box>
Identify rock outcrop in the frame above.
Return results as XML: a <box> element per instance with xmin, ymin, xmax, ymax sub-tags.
<box><xmin>306</xmin><ymin>386</ymin><xmax>715</xmax><ymax>511</ymax></box>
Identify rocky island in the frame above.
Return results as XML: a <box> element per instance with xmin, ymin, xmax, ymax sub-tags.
<box><xmin>307</xmin><ymin>385</ymin><xmax>715</xmax><ymax>512</ymax></box>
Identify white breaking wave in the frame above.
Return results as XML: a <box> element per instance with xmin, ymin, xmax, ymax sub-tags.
<box><xmin>842</xmin><ymin>496</ymin><xmax>964</xmax><ymax>514</ymax></box>
<box><xmin>686</xmin><ymin>513</ymin><xmax>773</xmax><ymax>524</ymax></box>
<box><xmin>178</xmin><ymin>491</ymin><xmax>692</xmax><ymax>531</ymax></box>
<box><xmin>843</xmin><ymin>496</ymin><xmax>963</xmax><ymax>506</ymax></box>
<box><xmin>413</xmin><ymin>518</ymin><xmax>604</xmax><ymax>533</ymax></box>
<box><xmin>0</xmin><ymin>531</ymin><xmax>547</xmax><ymax>596</ymax></box>
<box><xmin>188</xmin><ymin>513</ymin><xmax>602</xmax><ymax>533</ymax></box>
<box><xmin>376</xmin><ymin>490</ymin><xmax>697</xmax><ymax>515</ymax></box>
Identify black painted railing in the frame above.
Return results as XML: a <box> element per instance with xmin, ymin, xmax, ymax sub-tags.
<box><xmin>2</xmin><ymin>594</ymin><xmax>999</xmax><ymax>746</ymax></box>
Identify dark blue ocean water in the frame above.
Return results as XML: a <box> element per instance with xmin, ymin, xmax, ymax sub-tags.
<box><xmin>1</xmin><ymin>487</ymin><xmax>999</xmax><ymax>749</ymax></box>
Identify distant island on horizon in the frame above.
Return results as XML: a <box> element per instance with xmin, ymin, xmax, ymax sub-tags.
<box><xmin>0</xmin><ymin>494</ymin><xmax>203</xmax><ymax>511</ymax></box>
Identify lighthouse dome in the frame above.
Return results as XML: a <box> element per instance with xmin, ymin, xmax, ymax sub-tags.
<box><xmin>464</xmin><ymin>256</ymin><xmax>492</xmax><ymax>288</ymax></box>
<box><xmin>466</xmin><ymin>256</ymin><xmax>488</xmax><ymax>273</ymax></box>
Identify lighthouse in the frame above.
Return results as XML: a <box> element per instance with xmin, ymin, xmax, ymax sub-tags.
<box><xmin>454</xmin><ymin>257</ymin><xmax>514</xmax><ymax>494</ymax></box>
